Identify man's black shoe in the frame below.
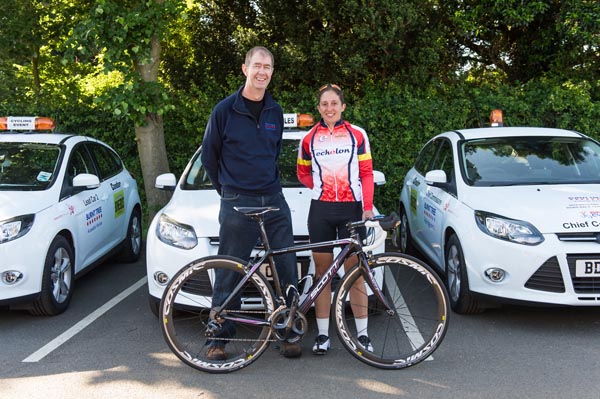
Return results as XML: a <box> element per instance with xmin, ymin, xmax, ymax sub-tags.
<box><xmin>280</xmin><ymin>342</ymin><xmax>302</xmax><ymax>358</ymax></box>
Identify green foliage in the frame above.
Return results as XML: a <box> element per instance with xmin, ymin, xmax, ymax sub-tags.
<box><xmin>1</xmin><ymin>0</ymin><xmax>599</xmax><ymax>218</ymax></box>
<box><xmin>442</xmin><ymin>0</ymin><xmax>600</xmax><ymax>83</ymax></box>
<box><xmin>65</xmin><ymin>0</ymin><xmax>185</xmax><ymax>126</ymax></box>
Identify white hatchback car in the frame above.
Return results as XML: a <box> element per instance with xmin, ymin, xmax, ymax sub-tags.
<box><xmin>398</xmin><ymin>126</ymin><xmax>600</xmax><ymax>314</ymax></box>
<box><xmin>0</xmin><ymin>116</ymin><xmax>142</xmax><ymax>315</ymax></box>
<box><xmin>146</xmin><ymin>114</ymin><xmax>386</xmax><ymax>315</ymax></box>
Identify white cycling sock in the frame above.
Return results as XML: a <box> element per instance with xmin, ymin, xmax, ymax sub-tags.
<box><xmin>316</xmin><ymin>318</ymin><xmax>329</xmax><ymax>337</ymax></box>
<box><xmin>355</xmin><ymin>317</ymin><xmax>368</xmax><ymax>337</ymax></box>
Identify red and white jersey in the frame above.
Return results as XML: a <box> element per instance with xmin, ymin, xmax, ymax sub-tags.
<box><xmin>297</xmin><ymin>120</ymin><xmax>374</xmax><ymax>211</ymax></box>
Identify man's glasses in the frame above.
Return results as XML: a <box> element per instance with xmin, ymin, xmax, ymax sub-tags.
<box><xmin>319</xmin><ymin>84</ymin><xmax>342</xmax><ymax>92</ymax></box>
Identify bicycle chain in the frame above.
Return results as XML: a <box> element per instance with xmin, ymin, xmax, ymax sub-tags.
<box><xmin>206</xmin><ymin>309</ymin><xmax>285</xmax><ymax>343</ymax></box>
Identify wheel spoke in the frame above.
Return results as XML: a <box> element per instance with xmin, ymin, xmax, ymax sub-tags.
<box><xmin>160</xmin><ymin>258</ymin><xmax>275</xmax><ymax>373</ymax></box>
<box><xmin>334</xmin><ymin>255</ymin><xmax>449</xmax><ymax>369</ymax></box>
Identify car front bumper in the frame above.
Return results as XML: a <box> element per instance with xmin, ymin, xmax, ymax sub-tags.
<box><xmin>463</xmin><ymin>232</ymin><xmax>600</xmax><ymax>306</ymax></box>
<box><xmin>0</xmin><ymin>235</ymin><xmax>46</xmax><ymax>302</ymax></box>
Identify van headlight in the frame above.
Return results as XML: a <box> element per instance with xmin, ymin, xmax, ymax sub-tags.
<box><xmin>0</xmin><ymin>214</ymin><xmax>35</xmax><ymax>244</ymax></box>
<box><xmin>475</xmin><ymin>211</ymin><xmax>544</xmax><ymax>245</ymax></box>
<box><xmin>156</xmin><ymin>214</ymin><xmax>198</xmax><ymax>249</ymax></box>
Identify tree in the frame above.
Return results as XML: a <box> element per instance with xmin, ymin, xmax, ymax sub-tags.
<box><xmin>67</xmin><ymin>0</ymin><xmax>185</xmax><ymax>216</ymax></box>
<box><xmin>0</xmin><ymin>0</ymin><xmax>88</xmax><ymax>111</ymax></box>
<box><xmin>440</xmin><ymin>0</ymin><xmax>600</xmax><ymax>83</ymax></box>
<box><xmin>179</xmin><ymin>0</ymin><xmax>452</xmax><ymax>101</ymax></box>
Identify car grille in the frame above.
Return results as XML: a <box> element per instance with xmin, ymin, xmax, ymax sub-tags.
<box><xmin>556</xmin><ymin>232</ymin><xmax>600</xmax><ymax>243</ymax></box>
<box><xmin>524</xmin><ymin>257</ymin><xmax>565</xmax><ymax>293</ymax></box>
<box><xmin>181</xmin><ymin>268</ymin><xmax>213</xmax><ymax>296</ymax></box>
<box><xmin>525</xmin><ymin>254</ymin><xmax>600</xmax><ymax>297</ymax></box>
<box><xmin>567</xmin><ymin>254</ymin><xmax>600</xmax><ymax>294</ymax></box>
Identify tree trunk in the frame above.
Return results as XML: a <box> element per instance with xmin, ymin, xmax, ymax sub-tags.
<box><xmin>134</xmin><ymin>33</ymin><xmax>171</xmax><ymax>221</ymax></box>
<box><xmin>135</xmin><ymin>116</ymin><xmax>171</xmax><ymax>220</ymax></box>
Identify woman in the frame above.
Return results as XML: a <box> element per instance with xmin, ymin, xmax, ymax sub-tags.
<box><xmin>297</xmin><ymin>84</ymin><xmax>375</xmax><ymax>355</ymax></box>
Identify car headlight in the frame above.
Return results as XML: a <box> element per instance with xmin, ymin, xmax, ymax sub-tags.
<box><xmin>0</xmin><ymin>214</ymin><xmax>35</xmax><ymax>244</ymax></box>
<box><xmin>474</xmin><ymin>211</ymin><xmax>544</xmax><ymax>245</ymax></box>
<box><xmin>156</xmin><ymin>213</ymin><xmax>198</xmax><ymax>249</ymax></box>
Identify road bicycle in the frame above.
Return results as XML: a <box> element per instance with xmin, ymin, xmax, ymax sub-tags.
<box><xmin>159</xmin><ymin>207</ymin><xmax>449</xmax><ymax>373</ymax></box>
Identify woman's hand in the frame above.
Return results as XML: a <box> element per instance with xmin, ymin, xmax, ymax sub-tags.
<box><xmin>362</xmin><ymin>210</ymin><xmax>375</xmax><ymax>220</ymax></box>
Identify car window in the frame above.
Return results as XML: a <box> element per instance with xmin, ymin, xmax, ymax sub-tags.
<box><xmin>183</xmin><ymin>139</ymin><xmax>302</xmax><ymax>190</ymax></box>
<box><xmin>461</xmin><ymin>136</ymin><xmax>600</xmax><ymax>186</ymax></box>
<box><xmin>183</xmin><ymin>151</ymin><xmax>212</xmax><ymax>189</ymax></box>
<box><xmin>0</xmin><ymin>143</ymin><xmax>61</xmax><ymax>191</ymax></box>
<box><xmin>414</xmin><ymin>139</ymin><xmax>440</xmax><ymax>175</ymax></box>
<box><xmin>431</xmin><ymin>139</ymin><xmax>454</xmax><ymax>183</ymax></box>
<box><xmin>277</xmin><ymin>140</ymin><xmax>302</xmax><ymax>187</ymax></box>
<box><xmin>60</xmin><ymin>145</ymin><xmax>97</xmax><ymax>200</ymax></box>
<box><xmin>67</xmin><ymin>145</ymin><xmax>96</xmax><ymax>183</ymax></box>
<box><xmin>87</xmin><ymin>143</ymin><xmax>123</xmax><ymax>181</ymax></box>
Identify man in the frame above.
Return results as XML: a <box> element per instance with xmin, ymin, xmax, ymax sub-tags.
<box><xmin>201</xmin><ymin>46</ymin><xmax>301</xmax><ymax>360</ymax></box>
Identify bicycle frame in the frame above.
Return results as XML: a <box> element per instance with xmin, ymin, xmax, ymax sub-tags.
<box><xmin>214</xmin><ymin>216</ymin><xmax>392</xmax><ymax>329</ymax></box>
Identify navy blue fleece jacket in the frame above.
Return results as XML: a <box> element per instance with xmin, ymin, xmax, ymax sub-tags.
<box><xmin>200</xmin><ymin>86</ymin><xmax>285</xmax><ymax>196</ymax></box>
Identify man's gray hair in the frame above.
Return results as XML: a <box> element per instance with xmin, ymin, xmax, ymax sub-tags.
<box><xmin>245</xmin><ymin>46</ymin><xmax>275</xmax><ymax>67</ymax></box>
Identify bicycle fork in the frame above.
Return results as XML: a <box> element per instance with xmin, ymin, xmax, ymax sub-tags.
<box><xmin>360</xmin><ymin>253</ymin><xmax>395</xmax><ymax>316</ymax></box>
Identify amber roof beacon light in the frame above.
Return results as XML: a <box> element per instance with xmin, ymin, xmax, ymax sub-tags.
<box><xmin>490</xmin><ymin>109</ymin><xmax>504</xmax><ymax>127</ymax></box>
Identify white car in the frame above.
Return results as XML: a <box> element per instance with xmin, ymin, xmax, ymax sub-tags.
<box><xmin>0</xmin><ymin>116</ymin><xmax>142</xmax><ymax>315</ymax></box>
<box><xmin>146</xmin><ymin>114</ymin><xmax>386</xmax><ymax>315</ymax></box>
<box><xmin>398</xmin><ymin>126</ymin><xmax>600</xmax><ymax>314</ymax></box>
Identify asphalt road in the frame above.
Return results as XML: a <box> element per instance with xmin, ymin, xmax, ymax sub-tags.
<box><xmin>1</xmin><ymin>248</ymin><xmax>600</xmax><ymax>399</ymax></box>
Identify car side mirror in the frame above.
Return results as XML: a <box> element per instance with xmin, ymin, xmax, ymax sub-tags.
<box><xmin>72</xmin><ymin>173</ymin><xmax>100</xmax><ymax>190</ymax></box>
<box><xmin>425</xmin><ymin>170</ymin><xmax>447</xmax><ymax>186</ymax></box>
<box><xmin>155</xmin><ymin>173</ymin><xmax>177</xmax><ymax>192</ymax></box>
<box><xmin>373</xmin><ymin>170</ymin><xmax>386</xmax><ymax>186</ymax></box>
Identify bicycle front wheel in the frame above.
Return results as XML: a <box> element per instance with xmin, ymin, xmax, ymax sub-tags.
<box><xmin>333</xmin><ymin>252</ymin><xmax>449</xmax><ymax>369</ymax></box>
<box><xmin>160</xmin><ymin>256</ymin><xmax>275</xmax><ymax>373</ymax></box>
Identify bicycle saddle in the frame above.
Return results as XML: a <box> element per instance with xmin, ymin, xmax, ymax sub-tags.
<box><xmin>234</xmin><ymin>206</ymin><xmax>280</xmax><ymax>216</ymax></box>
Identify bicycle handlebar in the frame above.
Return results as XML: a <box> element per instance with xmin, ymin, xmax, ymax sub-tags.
<box><xmin>356</xmin><ymin>212</ymin><xmax>400</xmax><ymax>252</ymax></box>
<box><xmin>347</xmin><ymin>211</ymin><xmax>400</xmax><ymax>231</ymax></box>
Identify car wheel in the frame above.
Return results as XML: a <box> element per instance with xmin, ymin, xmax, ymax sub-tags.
<box><xmin>445</xmin><ymin>234</ymin><xmax>483</xmax><ymax>314</ymax></box>
<box><xmin>118</xmin><ymin>207</ymin><xmax>142</xmax><ymax>262</ymax></box>
<box><xmin>30</xmin><ymin>235</ymin><xmax>74</xmax><ymax>316</ymax></box>
<box><xmin>398</xmin><ymin>207</ymin><xmax>415</xmax><ymax>254</ymax></box>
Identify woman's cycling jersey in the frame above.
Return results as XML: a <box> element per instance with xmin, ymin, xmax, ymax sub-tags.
<box><xmin>297</xmin><ymin>119</ymin><xmax>374</xmax><ymax>211</ymax></box>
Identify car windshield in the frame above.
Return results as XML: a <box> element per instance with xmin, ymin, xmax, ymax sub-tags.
<box><xmin>461</xmin><ymin>136</ymin><xmax>600</xmax><ymax>186</ymax></box>
<box><xmin>0</xmin><ymin>143</ymin><xmax>61</xmax><ymax>190</ymax></box>
<box><xmin>183</xmin><ymin>139</ymin><xmax>303</xmax><ymax>190</ymax></box>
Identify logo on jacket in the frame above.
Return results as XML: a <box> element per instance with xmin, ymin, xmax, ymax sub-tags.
<box><xmin>314</xmin><ymin>148</ymin><xmax>351</xmax><ymax>157</ymax></box>
<box><xmin>265</xmin><ymin>122</ymin><xmax>277</xmax><ymax>131</ymax></box>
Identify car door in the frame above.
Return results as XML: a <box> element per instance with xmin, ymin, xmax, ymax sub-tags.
<box><xmin>61</xmin><ymin>144</ymin><xmax>110</xmax><ymax>270</ymax></box>
<box><xmin>86</xmin><ymin>142</ymin><xmax>129</xmax><ymax>255</ymax></box>
<box><xmin>405</xmin><ymin>139</ymin><xmax>442</xmax><ymax>251</ymax></box>
<box><xmin>419</xmin><ymin>138</ymin><xmax>456</xmax><ymax>265</ymax></box>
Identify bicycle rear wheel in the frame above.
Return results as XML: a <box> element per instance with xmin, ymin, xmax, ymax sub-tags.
<box><xmin>333</xmin><ymin>252</ymin><xmax>449</xmax><ymax>369</ymax></box>
<box><xmin>160</xmin><ymin>256</ymin><xmax>275</xmax><ymax>373</ymax></box>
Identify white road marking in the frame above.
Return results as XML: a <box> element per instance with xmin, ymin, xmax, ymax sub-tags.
<box><xmin>22</xmin><ymin>277</ymin><xmax>147</xmax><ymax>363</ymax></box>
<box><xmin>383</xmin><ymin>266</ymin><xmax>433</xmax><ymax>361</ymax></box>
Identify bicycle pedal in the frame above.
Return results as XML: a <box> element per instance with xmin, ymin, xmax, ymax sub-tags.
<box><xmin>206</xmin><ymin>320</ymin><xmax>222</xmax><ymax>336</ymax></box>
<box><xmin>285</xmin><ymin>284</ymin><xmax>299</xmax><ymax>307</ymax></box>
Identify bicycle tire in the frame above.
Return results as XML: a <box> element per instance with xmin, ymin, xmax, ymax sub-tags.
<box><xmin>160</xmin><ymin>256</ymin><xmax>275</xmax><ymax>373</ymax></box>
<box><xmin>332</xmin><ymin>252</ymin><xmax>449</xmax><ymax>369</ymax></box>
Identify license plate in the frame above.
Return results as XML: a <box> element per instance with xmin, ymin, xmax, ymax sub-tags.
<box><xmin>575</xmin><ymin>259</ymin><xmax>600</xmax><ymax>277</ymax></box>
<box><xmin>259</xmin><ymin>263</ymin><xmax>303</xmax><ymax>281</ymax></box>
